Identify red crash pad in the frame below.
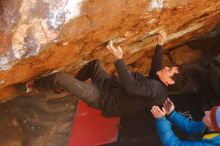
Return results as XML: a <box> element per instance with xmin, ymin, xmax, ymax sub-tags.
<box><xmin>67</xmin><ymin>100</ymin><xmax>120</xmax><ymax>146</ymax></box>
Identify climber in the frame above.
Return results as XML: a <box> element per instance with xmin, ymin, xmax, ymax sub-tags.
<box><xmin>151</xmin><ymin>98</ymin><xmax>220</xmax><ymax>145</ymax></box>
<box><xmin>25</xmin><ymin>31</ymin><xmax>179</xmax><ymax>117</ymax></box>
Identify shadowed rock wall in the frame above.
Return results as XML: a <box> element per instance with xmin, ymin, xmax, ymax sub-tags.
<box><xmin>0</xmin><ymin>0</ymin><xmax>220</xmax><ymax>101</ymax></box>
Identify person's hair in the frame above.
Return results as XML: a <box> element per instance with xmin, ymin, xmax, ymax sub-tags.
<box><xmin>168</xmin><ymin>67</ymin><xmax>188</xmax><ymax>91</ymax></box>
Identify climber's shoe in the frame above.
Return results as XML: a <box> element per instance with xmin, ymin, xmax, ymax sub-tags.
<box><xmin>25</xmin><ymin>80</ymin><xmax>35</xmax><ymax>93</ymax></box>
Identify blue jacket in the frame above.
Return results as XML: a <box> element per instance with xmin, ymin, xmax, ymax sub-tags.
<box><xmin>156</xmin><ymin>111</ymin><xmax>220</xmax><ymax>146</ymax></box>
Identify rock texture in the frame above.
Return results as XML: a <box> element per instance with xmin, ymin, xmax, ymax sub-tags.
<box><xmin>0</xmin><ymin>92</ymin><xmax>77</xmax><ymax>146</ymax></box>
<box><xmin>0</xmin><ymin>0</ymin><xmax>220</xmax><ymax>101</ymax></box>
<box><xmin>170</xmin><ymin>45</ymin><xmax>202</xmax><ymax>65</ymax></box>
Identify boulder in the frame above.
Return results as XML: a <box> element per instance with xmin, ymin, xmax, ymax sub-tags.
<box><xmin>170</xmin><ymin>45</ymin><xmax>202</xmax><ymax>65</ymax></box>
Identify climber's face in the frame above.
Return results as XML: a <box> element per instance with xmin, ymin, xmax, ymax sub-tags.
<box><xmin>157</xmin><ymin>67</ymin><xmax>179</xmax><ymax>86</ymax></box>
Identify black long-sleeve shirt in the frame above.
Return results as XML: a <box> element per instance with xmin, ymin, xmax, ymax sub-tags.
<box><xmin>99</xmin><ymin>45</ymin><xmax>167</xmax><ymax>117</ymax></box>
<box><xmin>149</xmin><ymin>45</ymin><xmax>163</xmax><ymax>79</ymax></box>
